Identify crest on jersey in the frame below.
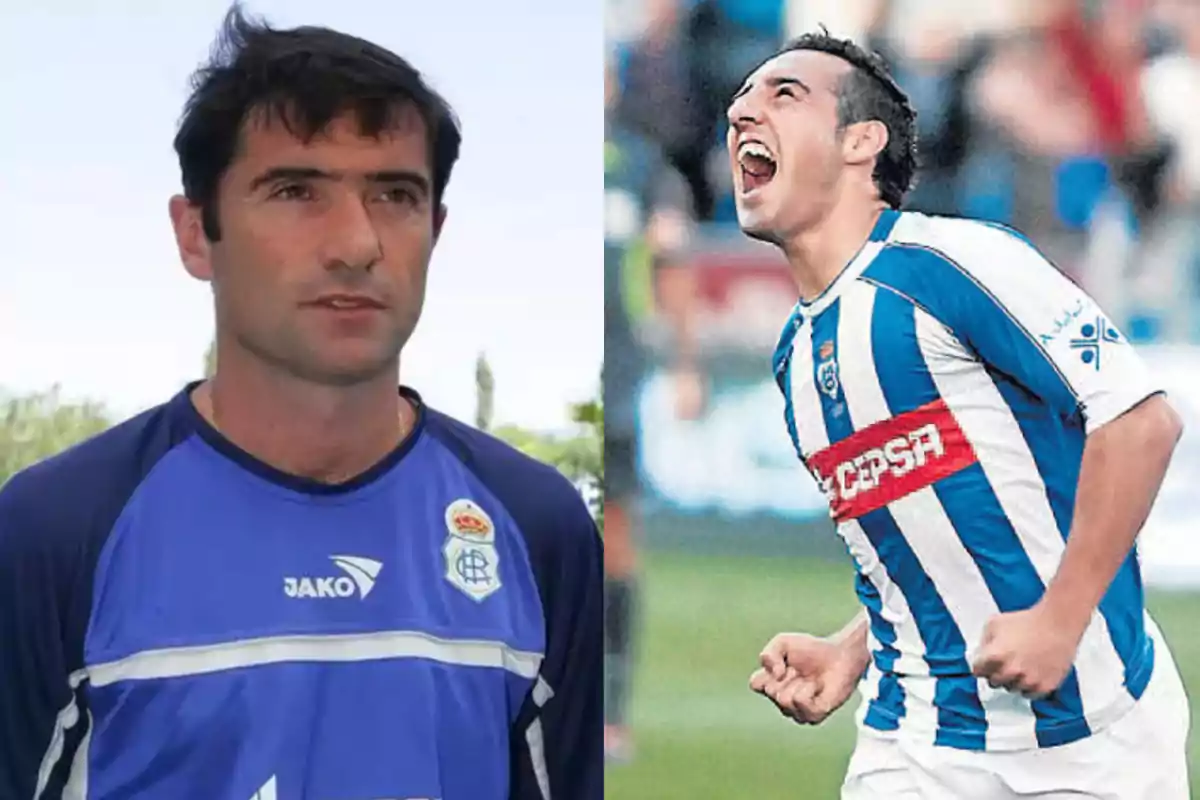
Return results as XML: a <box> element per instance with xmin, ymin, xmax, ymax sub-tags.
<box><xmin>443</xmin><ymin>498</ymin><xmax>501</xmax><ymax>601</ymax></box>
<box><xmin>817</xmin><ymin>357</ymin><xmax>840</xmax><ymax>400</ymax></box>
<box><xmin>445</xmin><ymin>498</ymin><xmax>495</xmax><ymax>542</ymax></box>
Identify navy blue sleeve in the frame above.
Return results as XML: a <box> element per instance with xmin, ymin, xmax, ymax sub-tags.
<box><xmin>0</xmin><ymin>464</ymin><xmax>81</xmax><ymax>800</ymax></box>
<box><xmin>426</xmin><ymin>412</ymin><xmax>604</xmax><ymax>800</ymax></box>
<box><xmin>0</xmin><ymin>406</ymin><xmax>180</xmax><ymax>799</ymax></box>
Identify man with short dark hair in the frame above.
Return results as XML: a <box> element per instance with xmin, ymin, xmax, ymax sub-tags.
<box><xmin>0</xmin><ymin>8</ymin><xmax>601</xmax><ymax>799</ymax></box>
<box><xmin>735</xmin><ymin>32</ymin><xmax>1188</xmax><ymax>799</ymax></box>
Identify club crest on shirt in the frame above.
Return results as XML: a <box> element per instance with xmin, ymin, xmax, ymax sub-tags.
<box><xmin>445</xmin><ymin>498</ymin><xmax>495</xmax><ymax>542</ymax></box>
<box><xmin>817</xmin><ymin>355</ymin><xmax>840</xmax><ymax>401</ymax></box>
<box><xmin>442</xmin><ymin>498</ymin><xmax>501</xmax><ymax>601</ymax></box>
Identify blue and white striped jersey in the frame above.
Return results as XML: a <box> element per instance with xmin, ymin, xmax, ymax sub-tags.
<box><xmin>0</xmin><ymin>385</ymin><xmax>602</xmax><ymax>799</ymax></box>
<box><xmin>773</xmin><ymin>209</ymin><xmax>1163</xmax><ymax>752</ymax></box>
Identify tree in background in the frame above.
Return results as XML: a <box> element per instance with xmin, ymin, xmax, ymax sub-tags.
<box><xmin>568</xmin><ymin>386</ymin><xmax>604</xmax><ymax>527</ymax></box>
<box><xmin>490</xmin><ymin>363</ymin><xmax>604</xmax><ymax>528</ymax></box>
<box><xmin>568</xmin><ymin>389</ymin><xmax>603</xmax><ymax>483</ymax></box>
<box><xmin>474</xmin><ymin>351</ymin><xmax>494</xmax><ymax>432</ymax></box>
<box><xmin>0</xmin><ymin>386</ymin><xmax>113</xmax><ymax>485</ymax></box>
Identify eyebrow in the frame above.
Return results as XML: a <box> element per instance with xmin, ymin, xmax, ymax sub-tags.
<box><xmin>248</xmin><ymin>166</ymin><xmax>431</xmax><ymax>195</ymax></box>
<box><xmin>730</xmin><ymin>75</ymin><xmax>812</xmax><ymax>103</ymax></box>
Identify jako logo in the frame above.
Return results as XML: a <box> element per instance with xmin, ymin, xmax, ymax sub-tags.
<box><xmin>283</xmin><ymin>556</ymin><xmax>383</xmax><ymax>600</ymax></box>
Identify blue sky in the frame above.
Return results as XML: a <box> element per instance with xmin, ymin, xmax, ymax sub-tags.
<box><xmin>0</xmin><ymin>1</ymin><xmax>602</xmax><ymax>431</ymax></box>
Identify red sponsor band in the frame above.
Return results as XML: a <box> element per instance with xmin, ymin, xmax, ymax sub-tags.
<box><xmin>807</xmin><ymin>399</ymin><xmax>978</xmax><ymax>521</ymax></box>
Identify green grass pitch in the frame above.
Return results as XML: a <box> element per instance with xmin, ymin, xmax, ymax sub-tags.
<box><xmin>604</xmin><ymin>551</ymin><xmax>1200</xmax><ymax>799</ymax></box>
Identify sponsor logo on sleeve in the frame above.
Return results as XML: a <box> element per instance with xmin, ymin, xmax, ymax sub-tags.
<box><xmin>1069</xmin><ymin>317</ymin><xmax>1121</xmax><ymax>370</ymax></box>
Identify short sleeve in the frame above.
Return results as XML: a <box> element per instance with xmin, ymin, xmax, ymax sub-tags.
<box><xmin>865</xmin><ymin>221</ymin><xmax>1163</xmax><ymax>434</ymax></box>
<box><xmin>943</xmin><ymin>226</ymin><xmax>1161</xmax><ymax>432</ymax></box>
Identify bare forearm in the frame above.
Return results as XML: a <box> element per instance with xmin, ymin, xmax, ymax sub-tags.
<box><xmin>1043</xmin><ymin>396</ymin><xmax>1182</xmax><ymax>628</ymax></box>
<box><xmin>832</xmin><ymin>609</ymin><xmax>872</xmax><ymax>672</ymax></box>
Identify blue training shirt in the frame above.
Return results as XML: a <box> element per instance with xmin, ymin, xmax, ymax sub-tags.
<box><xmin>0</xmin><ymin>384</ymin><xmax>603</xmax><ymax>800</ymax></box>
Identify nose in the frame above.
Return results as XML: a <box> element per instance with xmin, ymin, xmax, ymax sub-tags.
<box><xmin>319</xmin><ymin>193</ymin><xmax>383</xmax><ymax>273</ymax></box>
<box><xmin>726</xmin><ymin>92</ymin><xmax>762</xmax><ymax>132</ymax></box>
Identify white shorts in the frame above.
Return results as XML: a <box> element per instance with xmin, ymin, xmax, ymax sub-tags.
<box><xmin>842</xmin><ymin>640</ymin><xmax>1191</xmax><ymax>800</ymax></box>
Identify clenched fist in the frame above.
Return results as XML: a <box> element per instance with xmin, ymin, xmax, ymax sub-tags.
<box><xmin>971</xmin><ymin>601</ymin><xmax>1089</xmax><ymax>699</ymax></box>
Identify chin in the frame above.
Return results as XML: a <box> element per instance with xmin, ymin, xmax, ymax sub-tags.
<box><xmin>315</xmin><ymin>361</ymin><xmax>396</xmax><ymax>388</ymax></box>
<box><xmin>734</xmin><ymin>206</ymin><xmax>781</xmax><ymax>245</ymax></box>
<box><xmin>296</xmin><ymin>346</ymin><xmax>400</xmax><ymax>388</ymax></box>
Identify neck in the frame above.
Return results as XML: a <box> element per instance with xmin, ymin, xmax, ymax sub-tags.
<box><xmin>194</xmin><ymin>348</ymin><xmax>410</xmax><ymax>485</ymax></box>
<box><xmin>780</xmin><ymin>195</ymin><xmax>888</xmax><ymax>303</ymax></box>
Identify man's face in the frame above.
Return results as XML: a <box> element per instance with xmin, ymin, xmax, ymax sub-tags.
<box><xmin>726</xmin><ymin>50</ymin><xmax>849</xmax><ymax>241</ymax></box>
<box><xmin>172</xmin><ymin>105</ymin><xmax>444</xmax><ymax>386</ymax></box>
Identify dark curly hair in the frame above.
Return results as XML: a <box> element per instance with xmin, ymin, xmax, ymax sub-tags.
<box><xmin>174</xmin><ymin>3</ymin><xmax>461</xmax><ymax>241</ymax></box>
<box><xmin>777</xmin><ymin>31</ymin><xmax>918</xmax><ymax>208</ymax></box>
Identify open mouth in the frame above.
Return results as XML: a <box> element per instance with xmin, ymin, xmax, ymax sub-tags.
<box><xmin>738</xmin><ymin>141</ymin><xmax>777</xmax><ymax>194</ymax></box>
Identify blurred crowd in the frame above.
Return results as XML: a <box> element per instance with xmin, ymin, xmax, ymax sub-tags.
<box><xmin>605</xmin><ymin>0</ymin><xmax>1200</xmax><ymax>344</ymax></box>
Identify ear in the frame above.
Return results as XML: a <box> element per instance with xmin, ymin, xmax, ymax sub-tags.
<box><xmin>432</xmin><ymin>203</ymin><xmax>448</xmax><ymax>245</ymax></box>
<box><xmin>842</xmin><ymin>120</ymin><xmax>889</xmax><ymax>167</ymax></box>
<box><xmin>169</xmin><ymin>195</ymin><xmax>214</xmax><ymax>282</ymax></box>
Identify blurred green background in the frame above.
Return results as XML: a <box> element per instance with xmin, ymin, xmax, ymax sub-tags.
<box><xmin>605</xmin><ymin>551</ymin><xmax>1200</xmax><ymax>799</ymax></box>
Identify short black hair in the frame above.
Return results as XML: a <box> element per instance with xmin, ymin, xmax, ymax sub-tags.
<box><xmin>174</xmin><ymin>4</ymin><xmax>462</xmax><ymax>241</ymax></box>
<box><xmin>777</xmin><ymin>31</ymin><xmax>917</xmax><ymax>208</ymax></box>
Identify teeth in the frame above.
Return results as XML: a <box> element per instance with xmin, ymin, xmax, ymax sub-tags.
<box><xmin>738</xmin><ymin>141</ymin><xmax>775</xmax><ymax>165</ymax></box>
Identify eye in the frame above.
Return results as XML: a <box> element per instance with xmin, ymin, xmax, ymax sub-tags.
<box><xmin>269</xmin><ymin>183</ymin><xmax>313</xmax><ymax>201</ymax></box>
<box><xmin>378</xmin><ymin>187</ymin><xmax>419</xmax><ymax>205</ymax></box>
<box><xmin>776</xmin><ymin>86</ymin><xmax>796</xmax><ymax>99</ymax></box>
